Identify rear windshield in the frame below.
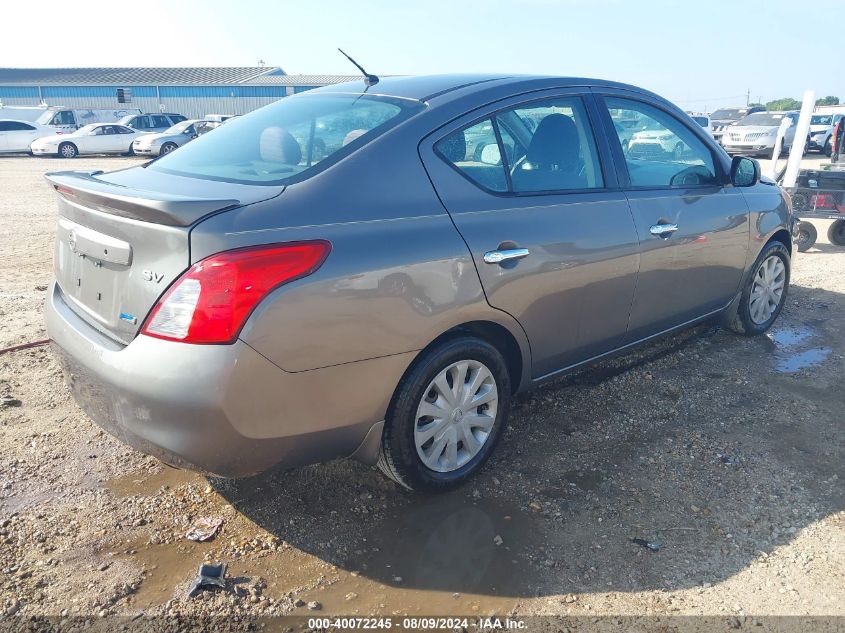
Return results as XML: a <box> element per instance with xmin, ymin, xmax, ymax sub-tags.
<box><xmin>149</xmin><ymin>94</ymin><xmax>423</xmax><ymax>185</ymax></box>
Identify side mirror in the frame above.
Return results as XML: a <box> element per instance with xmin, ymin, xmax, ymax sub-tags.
<box><xmin>479</xmin><ymin>143</ymin><xmax>502</xmax><ymax>165</ymax></box>
<box><xmin>731</xmin><ymin>156</ymin><xmax>760</xmax><ymax>187</ymax></box>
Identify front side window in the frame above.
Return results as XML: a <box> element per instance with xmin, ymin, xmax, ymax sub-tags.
<box><xmin>436</xmin><ymin>96</ymin><xmax>603</xmax><ymax>194</ymax></box>
<box><xmin>150</xmin><ymin>94</ymin><xmax>421</xmax><ymax>185</ymax></box>
<box><xmin>606</xmin><ymin>97</ymin><xmax>717</xmax><ymax>188</ymax></box>
<box><xmin>151</xmin><ymin>115</ymin><xmax>170</xmax><ymax>128</ymax></box>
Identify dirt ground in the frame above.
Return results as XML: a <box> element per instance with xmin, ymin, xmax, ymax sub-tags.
<box><xmin>0</xmin><ymin>154</ymin><xmax>843</xmax><ymax>626</ymax></box>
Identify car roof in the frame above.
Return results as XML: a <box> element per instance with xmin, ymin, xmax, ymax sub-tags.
<box><xmin>314</xmin><ymin>73</ymin><xmax>661</xmax><ymax>104</ymax></box>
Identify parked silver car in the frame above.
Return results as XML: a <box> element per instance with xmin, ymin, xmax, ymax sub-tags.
<box><xmin>722</xmin><ymin>111</ymin><xmax>800</xmax><ymax>157</ymax></box>
<box><xmin>118</xmin><ymin>112</ymin><xmax>187</xmax><ymax>134</ymax></box>
<box><xmin>45</xmin><ymin>75</ymin><xmax>793</xmax><ymax>491</ymax></box>
<box><xmin>132</xmin><ymin>119</ymin><xmax>210</xmax><ymax>156</ymax></box>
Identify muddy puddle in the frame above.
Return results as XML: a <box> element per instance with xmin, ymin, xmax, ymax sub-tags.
<box><xmin>105</xmin><ymin>465</ymin><xmax>202</xmax><ymax>497</ymax></box>
<box><xmin>104</xmin><ymin>479</ymin><xmax>542</xmax><ymax>615</ymax></box>
<box><xmin>765</xmin><ymin>325</ymin><xmax>831</xmax><ymax>373</ymax></box>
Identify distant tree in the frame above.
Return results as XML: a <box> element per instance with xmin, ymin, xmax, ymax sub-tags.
<box><xmin>748</xmin><ymin>102</ymin><xmax>764</xmax><ymax>107</ymax></box>
<box><xmin>766</xmin><ymin>97</ymin><xmax>802</xmax><ymax>111</ymax></box>
<box><xmin>816</xmin><ymin>96</ymin><xmax>840</xmax><ymax>106</ymax></box>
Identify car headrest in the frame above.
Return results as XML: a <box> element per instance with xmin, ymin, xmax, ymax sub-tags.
<box><xmin>342</xmin><ymin>129</ymin><xmax>368</xmax><ymax>146</ymax></box>
<box><xmin>259</xmin><ymin>127</ymin><xmax>302</xmax><ymax>164</ymax></box>
<box><xmin>439</xmin><ymin>130</ymin><xmax>467</xmax><ymax>163</ymax></box>
<box><xmin>526</xmin><ymin>114</ymin><xmax>580</xmax><ymax>171</ymax></box>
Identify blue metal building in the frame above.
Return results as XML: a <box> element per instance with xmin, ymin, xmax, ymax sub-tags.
<box><xmin>0</xmin><ymin>67</ymin><xmax>358</xmax><ymax>119</ymax></box>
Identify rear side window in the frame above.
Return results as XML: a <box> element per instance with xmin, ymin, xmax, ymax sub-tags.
<box><xmin>436</xmin><ymin>96</ymin><xmax>604</xmax><ymax>194</ymax></box>
<box><xmin>168</xmin><ymin>114</ymin><xmax>187</xmax><ymax>123</ymax></box>
<box><xmin>150</xmin><ymin>94</ymin><xmax>422</xmax><ymax>185</ymax></box>
<box><xmin>435</xmin><ymin>119</ymin><xmax>508</xmax><ymax>192</ymax></box>
<box><xmin>151</xmin><ymin>115</ymin><xmax>170</xmax><ymax>128</ymax></box>
<box><xmin>605</xmin><ymin>97</ymin><xmax>718</xmax><ymax>188</ymax></box>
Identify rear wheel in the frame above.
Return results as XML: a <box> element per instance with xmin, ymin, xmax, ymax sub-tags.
<box><xmin>727</xmin><ymin>241</ymin><xmax>790</xmax><ymax>336</ymax></box>
<box><xmin>824</xmin><ymin>138</ymin><xmax>833</xmax><ymax>157</ymax></box>
<box><xmin>796</xmin><ymin>221</ymin><xmax>817</xmax><ymax>252</ymax></box>
<box><xmin>828</xmin><ymin>219</ymin><xmax>845</xmax><ymax>246</ymax></box>
<box><xmin>58</xmin><ymin>142</ymin><xmax>77</xmax><ymax>159</ymax></box>
<box><xmin>378</xmin><ymin>336</ymin><xmax>511</xmax><ymax>492</ymax></box>
<box><xmin>160</xmin><ymin>142</ymin><xmax>178</xmax><ymax>155</ymax></box>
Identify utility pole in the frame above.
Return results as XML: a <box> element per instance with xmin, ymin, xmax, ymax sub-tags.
<box><xmin>746</xmin><ymin>89</ymin><xmax>751</xmax><ymax>106</ymax></box>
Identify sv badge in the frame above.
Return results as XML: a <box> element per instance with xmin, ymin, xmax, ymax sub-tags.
<box><xmin>142</xmin><ymin>270</ymin><xmax>164</xmax><ymax>284</ymax></box>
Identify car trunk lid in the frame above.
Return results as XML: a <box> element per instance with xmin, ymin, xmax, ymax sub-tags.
<box><xmin>47</xmin><ymin>168</ymin><xmax>283</xmax><ymax>345</ymax></box>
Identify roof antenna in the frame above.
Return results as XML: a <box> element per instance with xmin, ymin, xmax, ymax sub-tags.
<box><xmin>337</xmin><ymin>48</ymin><xmax>379</xmax><ymax>87</ymax></box>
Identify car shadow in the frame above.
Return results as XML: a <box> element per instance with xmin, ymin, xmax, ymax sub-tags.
<box><xmin>211</xmin><ymin>282</ymin><xmax>845</xmax><ymax>607</ymax></box>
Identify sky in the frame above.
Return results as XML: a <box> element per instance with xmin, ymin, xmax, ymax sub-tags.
<box><xmin>2</xmin><ymin>0</ymin><xmax>839</xmax><ymax>110</ymax></box>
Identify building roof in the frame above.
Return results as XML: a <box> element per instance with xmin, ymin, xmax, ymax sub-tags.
<box><xmin>0</xmin><ymin>67</ymin><xmax>285</xmax><ymax>85</ymax></box>
<box><xmin>246</xmin><ymin>74</ymin><xmax>362</xmax><ymax>86</ymax></box>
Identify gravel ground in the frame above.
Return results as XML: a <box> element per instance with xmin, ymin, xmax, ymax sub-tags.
<box><xmin>0</xmin><ymin>155</ymin><xmax>843</xmax><ymax>623</ymax></box>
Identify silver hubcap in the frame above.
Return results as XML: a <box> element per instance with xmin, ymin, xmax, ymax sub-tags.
<box><xmin>163</xmin><ymin>145</ymin><xmax>173</xmax><ymax>153</ymax></box>
<box><xmin>750</xmin><ymin>255</ymin><xmax>786</xmax><ymax>324</ymax></box>
<box><xmin>414</xmin><ymin>360</ymin><xmax>498</xmax><ymax>473</ymax></box>
<box><xmin>61</xmin><ymin>145</ymin><xmax>73</xmax><ymax>157</ymax></box>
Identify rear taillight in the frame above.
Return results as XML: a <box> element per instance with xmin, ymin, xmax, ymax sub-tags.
<box><xmin>141</xmin><ymin>241</ymin><xmax>330</xmax><ymax>344</ymax></box>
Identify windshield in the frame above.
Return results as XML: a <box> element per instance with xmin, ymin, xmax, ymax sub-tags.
<box><xmin>166</xmin><ymin>120</ymin><xmax>196</xmax><ymax>134</ymax></box>
<box><xmin>76</xmin><ymin>124</ymin><xmax>98</xmax><ymax>135</ymax></box>
<box><xmin>710</xmin><ymin>108</ymin><xmax>745</xmax><ymax>121</ymax></box>
<box><xmin>811</xmin><ymin>115</ymin><xmax>834</xmax><ymax>125</ymax></box>
<box><xmin>737</xmin><ymin>113</ymin><xmax>785</xmax><ymax>126</ymax></box>
<box><xmin>149</xmin><ymin>94</ymin><xmax>423</xmax><ymax>185</ymax></box>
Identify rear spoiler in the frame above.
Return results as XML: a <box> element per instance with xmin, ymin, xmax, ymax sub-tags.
<box><xmin>44</xmin><ymin>170</ymin><xmax>240</xmax><ymax>227</ymax></box>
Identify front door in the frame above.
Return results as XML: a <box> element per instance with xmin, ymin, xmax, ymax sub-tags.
<box><xmin>595</xmin><ymin>94</ymin><xmax>750</xmax><ymax>341</ymax></box>
<box><xmin>421</xmin><ymin>90</ymin><xmax>640</xmax><ymax>379</ymax></box>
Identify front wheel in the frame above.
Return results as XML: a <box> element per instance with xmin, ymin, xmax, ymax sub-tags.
<box><xmin>727</xmin><ymin>241</ymin><xmax>790</xmax><ymax>336</ymax></box>
<box><xmin>160</xmin><ymin>142</ymin><xmax>177</xmax><ymax>155</ymax></box>
<box><xmin>828</xmin><ymin>219</ymin><xmax>845</xmax><ymax>246</ymax></box>
<box><xmin>58</xmin><ymin>142</ymin><xmax>77</xmax><ymax>159</ymax></box>
<box><xmin>378</xmin><ymin>336</ymin><xmax>511</xmax><ymax>492</ymax></box>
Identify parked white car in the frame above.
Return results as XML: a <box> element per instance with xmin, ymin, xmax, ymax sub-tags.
<box><xmin>721</xmin><ymin>111</ymin><xmax>800</xmax><ymax>158</ymax></box>
<box><xmin>30</xmin><ymin>123</ymin><xmax>149</xmax><ymax>158</ymax></box>
<box><xmin>627</xmin><ymin>121</ymin><xmax>688</xmax><ymax>160</ymax></box>
<box><xmin>0</xmin><ymin>119</ymin><xmax>57</xmax><ymax>153</ymax></box>
<box><xmin>688</xmin><ymin>113</ymin><xmax>714</xmax><ymax>138</ymax></box>
<box><xmin>807</xmin><ymin>113</ymin><xmax>843</xmax><ymax>156</ymax></box>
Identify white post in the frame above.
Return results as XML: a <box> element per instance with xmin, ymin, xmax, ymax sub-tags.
<box><xmin>782</xmin><ymin>90</ymin><xmax>815</xmax><ymax>188</ymax></box>
<box><xmin>767</xmin><ymin>118</ymin><xmax>793</xmax><ymax>179</ymax></box>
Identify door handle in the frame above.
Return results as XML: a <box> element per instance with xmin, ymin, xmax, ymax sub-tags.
<box><xmin>483</xmin><ymin>248</ymin><xmax>530</xmax><ymax>264</ymax></box>
<box><xmin>649</xmin><ymin>223</ymin><xmax>679</xmax><ymax>237</ymax></box>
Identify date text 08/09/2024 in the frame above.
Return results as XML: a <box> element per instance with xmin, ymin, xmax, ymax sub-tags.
<box><xmin>306</xmin><ymin>617</ymin><xmax>527</xmax><ymax>630</ymax></box>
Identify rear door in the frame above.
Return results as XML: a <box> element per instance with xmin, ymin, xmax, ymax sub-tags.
<box><xmin>420</xmin><ymin>89</ymin><xmax>640</xmax><ymax>378</ymax></box>
<box><xmin>594</xmin><ymin>92</ymin><xmax>749</xmax><ymax>341</ymax></box>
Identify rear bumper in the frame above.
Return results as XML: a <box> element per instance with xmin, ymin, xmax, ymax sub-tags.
<box><xmin>45</xmin><ymin>282</ymin><xmax>403</xmax><ymax>477</ymax></box>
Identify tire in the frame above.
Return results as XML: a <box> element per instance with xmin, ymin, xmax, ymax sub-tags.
<box><xmin>727</xmin><ymin>241</ymin><xmax>790</xmax><ymax>336</ymax></box>
<box><xmin>377</xmin><ymin>336</ymin><xmax>511</xmax><ymax>492</ymax></box>
<box><xmin>126</xmin><ymin>144</ymin><xmax>135</xmax><ymax>156</ymax></box>
<box><xmin>58</xmin><ymin>142</ymin><xmax>77</xmax><ymax>159</ymax></box>
<box><xmin>824</xmin><ymin>138</ymin><xmax>833</xmax><ymax>157</ymax></box>
<box><xmin>827</xmin><ymin>219</ymin><xmax>845</xmax><ymax>246</ymax></box>
<box><xmin>796</xmin><ymin>221</ymin><xmax>817</xmax><ymax>252</ymax></box>
<box><xmin>160</xmin><ymin>142</ymin><xmax>177</xmax><ymax>155</ymax></box>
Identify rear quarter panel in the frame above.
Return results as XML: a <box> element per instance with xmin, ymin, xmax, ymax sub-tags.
<box><xmin>741</xmin><ymin>181</ymin><xmax>793</xmax><ymax>258</ymax></box>
<box><xmin>189</xmin><ymin>126</ymin><xmax>531</xmax><ymax>380</ymax></box>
